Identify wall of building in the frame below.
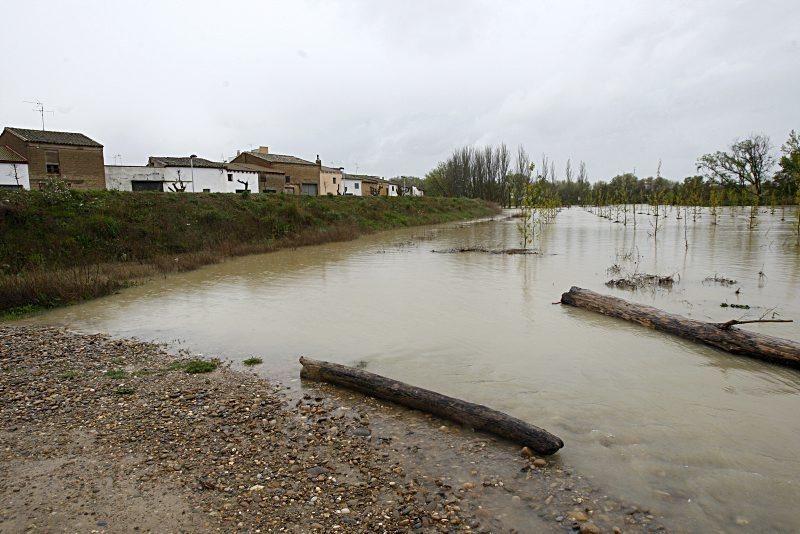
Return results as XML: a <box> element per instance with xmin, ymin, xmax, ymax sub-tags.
<box><xmin>259</xmin><ymin>172</ymin><xmax>291</xmax><ymax>194</ymax></box>
<box><xmin>386</xmin><ymin>183</ymin><xmax>398</xmax><ymax>197</ymax></box>
<box><xmin>342</xmin><ymin>178</ymin><xmax>362</xmax><ymax>196</ymax></box>
<box><xmin>161</xmin><ymin>166</ymin><xmax>221</xmax><ymax>192</ymax></box>
<box><xmin>0</xmin><ymin>132</ymin><xmax>106</xmax><ymax>190</ymax></box>
<box><xmin>0</xmin><ymin>162</ymin><xmax>30</xmax><ymax>189</ymax></box>
<box><xmin>231</xmin><ymin>153</ymin><xmax>321</xmax><ymax>195</ymax></box>
<box><xmin>224</xmin><ymin>170</ymin><xmax>260</xmax><ymax>193</ymax></box>
<box><xmin>362</xmin><ymin>181</ymin><xmax>385</xmax><ymax>196</ymax></box>
<box><xmin>320</xmin><ymin>169</ymin><xmax>342</xmax><ymax>196</ymax></box>
<box><xmin>107</xmin><ymin>165</ymin><xmax>259</xmax><ymax>193</ymax></box>
<box><xmin>105</xmin><ymin>166</ymin><xmax>165</xmax><ymax>191</ymax></box>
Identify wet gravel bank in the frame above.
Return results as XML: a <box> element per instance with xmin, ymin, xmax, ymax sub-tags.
<box><xmin>0</xmin><ymin>326</ymin><xmax>665</xmax><ymax>532</ymax></box>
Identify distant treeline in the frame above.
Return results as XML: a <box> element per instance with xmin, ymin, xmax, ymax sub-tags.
<box><xmin>409</xmin><ymin>130</ymin><xmax>800</xmax><ymax>207</ymax></box>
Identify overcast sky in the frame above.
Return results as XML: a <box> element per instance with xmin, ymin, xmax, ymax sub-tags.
<box><xmin>1</xmin><ymin>1</ymin><xmax>798</xmax><ymax>181</ymax></box>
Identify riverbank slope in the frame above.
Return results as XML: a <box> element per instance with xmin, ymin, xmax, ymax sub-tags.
<box><xmin>0</xmin><ymin>190</ymin><xmax>498</xmax><ymax>314</ymax></box>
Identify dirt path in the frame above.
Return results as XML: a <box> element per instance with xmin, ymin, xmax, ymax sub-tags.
<box><xmin>0</xmin><ymin>326</ymin><xmax>664</xmax><ymax>533</ymax></box>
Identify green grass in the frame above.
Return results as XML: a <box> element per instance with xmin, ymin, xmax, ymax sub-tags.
<box><xmin>182</xmin><ymin>360</ymin><xmax>218</xmax><ymax>374</ymax></box>
<box><xmin>60</xmin><ymin>370</ymin><xmax>80</xmax><ymax>380</ymax></box>
<box><xmin>0</xmin><ymin>190</ymin><xmax>498</xmax><ymax>312</ymax></box>
<box><xmin>104</xmin><ymin>368</ymin><xmax>127</xmax><ymax>379</ymax></box>
<box><xmin>0</xmin><ymin>304</ymin><xmax>46</xmax><ymax>320</ymax></box>
<box><xmin>243</xmin><ymin>357</ymin><xmax>263</xmax><ymax>366</ymax></box>
<box><xmin>113</xmin><ymin>386</ymin><xmax>135</xmax><ymax>395</ymax></box>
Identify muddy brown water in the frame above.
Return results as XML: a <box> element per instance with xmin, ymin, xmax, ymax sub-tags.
<box><xmin>31</xmin><ymin>206</ymin><xmax>800</xmax><ymax>532</ymax></box>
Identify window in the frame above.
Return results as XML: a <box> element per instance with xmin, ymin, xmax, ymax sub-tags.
<box><xmin>285</xmin><ymin>176</ymin><xmax>291</xmax><ymax>184</ymax></box>
<box><xmin>227</xmin><ymin>173</ymin><xmax>233</xmax><ymax>182</ymax></box>
<box><xmin>131</xmin><ymin>181</ymin><xmax>164</xmax><ymax>192</ymax></box>
<box><xmin>333</xmin><ymin>177</ymin><xmax>337</xmax><ymax>184</ymax></box>
<box><xmin>354</xmin><ymin>182</ymin><xmax>359</xmax><ymax>190</ymax></box>
<box><xmin>45</xmin><ymin>150</ymin><xmax>60</xmax><ymax>174</ymax></box>
<box><xmin>203</xmin><ymin>188</ymin><xmax>211</xmax><ymax>193</ymax></box>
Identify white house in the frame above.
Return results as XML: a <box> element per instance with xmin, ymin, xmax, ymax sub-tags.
<box><xmin>105</xmin><ymin>165</ymin><xmax>165</xmax><ymax>191</ymax></box>
<box><xmin>341</xmin><ymin>173</ymin><xmax>363</xmax><ymax>196</ymax></box>
<box><xmin>402</xmin><ymin>184</ymin><xmax>424</xmax><ymax>197</ymax></box>
<box><xmin>224</xmin><ymin>163</ymin><xmax>261</xmax><ymax>193</ymax></box>
<box><xmin>105</xmin><ymin>156</ymin><xmax>260</xmax><ymax>193</ymax></box>
<box><xmin>0</xmin><ymin>145</ymin><xmax>29</xmax><ymax>190</ymax></box>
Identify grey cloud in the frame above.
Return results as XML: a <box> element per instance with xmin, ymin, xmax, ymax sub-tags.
<box><xmin>0</xmin><ymin>0</ymin><xmax>797</xmax><ymax>181</ymax></box>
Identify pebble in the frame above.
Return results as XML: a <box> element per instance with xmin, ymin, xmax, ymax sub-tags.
<box><xmin>570</xmin><ymin>510</ymin><xmax>589</xmax><ymax>522</ymax></box>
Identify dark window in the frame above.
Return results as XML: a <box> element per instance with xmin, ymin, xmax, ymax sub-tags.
<box><xmin>203</xmin><ymin>188</ymin><xmax>211</xmax><ymax>193</ymax></box>
<box><xmin>354</xmin><ymin>182</ymin><xmax>359</xmax><ymax>190</ymax></box>
<box><xmin>45</xmin><ymin>150</ymin><xmax>60</xmax><ymax>174</ymax></box>
<box><xmin>333</xmin><ymin>177</ymin><xmax>337</xmax><ymax>184</ymax></box>
<box><xmin>227</xmin><ymin>173</ymin><xmax>233</xmax><ymax>182</ymax></box>
<box><xmin>131</xmin><ymin>181</ymin><xmax>164</xmax><ymax>192</ymax></box>
<box><xmin>285</xmin><ymin>176</ymin><xmax>290</xmax><ymax>184</ymax></box>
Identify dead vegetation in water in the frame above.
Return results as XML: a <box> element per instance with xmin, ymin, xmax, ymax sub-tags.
<box><xmin>704</xmin><ymin>274</ymin><xmax>738</xmax><ymax>286</ymax></box>
<box><xmin>606</xmin><ymin>273</ymin><xmax>679</xmax><ymax>290</ymax></box>
<box><xmin>431</xmin><ymin>247</ymin><xmax>540</xmax><ymax>255</ymax></box>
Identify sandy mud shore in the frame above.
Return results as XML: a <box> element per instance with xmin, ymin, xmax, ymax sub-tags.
<box><xmin>0</xmin><ymin>326</ymin><xmax>664</xmax><ymax>533</ymax></box>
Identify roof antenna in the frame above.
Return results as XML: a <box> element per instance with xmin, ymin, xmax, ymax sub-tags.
<box><xmin>24</xmin><ymin>99</ymin><xmax>54</xmax><ymax>130</ymax></box>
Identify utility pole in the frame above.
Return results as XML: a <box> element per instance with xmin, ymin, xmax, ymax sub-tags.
<box><xmin>24</xmin><ymin>100</ymin><xmax>54</xmax><ymax>130</ymax></box>
<box><xmin>190</xmin><ymin>154</ymin><xmax>197</xmax><ymax>192</ymax></box>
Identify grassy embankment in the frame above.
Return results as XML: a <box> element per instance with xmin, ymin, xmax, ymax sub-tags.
<box><xmin>0</xmin><ymin>190</ymin><xmax>497</xmax><ymax>316</ymax></box>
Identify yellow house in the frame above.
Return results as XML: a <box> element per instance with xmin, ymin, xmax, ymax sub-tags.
<box><xmin>230</xmin><ymin>146</ymin><xmax>340</xmax><ymax>195</ymax></box>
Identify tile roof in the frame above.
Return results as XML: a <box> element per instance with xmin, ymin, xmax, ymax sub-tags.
<box><xmin>247</xmin><ymin>151</ymin><xmax>316</xmax><ymax>166</ymax></box>
<box><xmin>4</xmin><ymin>127</ymin><xmax>102</xmax><ymax>147</ymax></box>
<box><xmin>345</xmin><ymin>173</ymin><xmax>388</xmax><ymax>183</ymax></box>
<box><xmin>0</xmin><ymin>145</ymin><xmax>26</xmax><ymax>163</ymax></box>
<box><xmin>225</xmin><ymin>162</ymin><xmax>265</xmax><ymax>173</ymax></box>
<box><xmin>148</xmin><ymin>156</ymin><xmax>224</xmax><ymax>169</ymax></box>
<box><xmin>321</xmin><ymin>165</ymin><xmax>343</xmax><ymax>173</ymax></box>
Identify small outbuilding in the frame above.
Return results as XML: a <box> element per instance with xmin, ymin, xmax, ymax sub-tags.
<box><xmin>0</xmin><ymin>145</ymin><xmax>29</xmax><ymax>190</ymax></box>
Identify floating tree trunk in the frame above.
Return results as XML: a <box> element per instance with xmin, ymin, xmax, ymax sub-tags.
<box><xmin>299</xmin><ymin>356</ymin><xmax>564</xmax><ymax>455</ymax></box>
<box><xmin>560</xmin><ymin>287</ymin><xmax>800</xmax><ymax>368</ymax></box>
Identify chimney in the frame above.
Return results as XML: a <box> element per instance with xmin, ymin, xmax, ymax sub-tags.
<box><xmin>236</xmin><ymin>150</ymin><xmax>240</xmax><ymax>156</ymax></box>
<box><xmin>255</xmin><ymin>146</ymin><xmax>269</xmax><ymax>155</ymax></box>
<box><xmin>315</xmin><ymin>154</ymin><xmax>321</xmax><ymax>166</ymax></box>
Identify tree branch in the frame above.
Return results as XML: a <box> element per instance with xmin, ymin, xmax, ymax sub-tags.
<box><xmin>716</xmin><ymin>319</ymin><xmax>793</xmax><ymax>330</ymax></box>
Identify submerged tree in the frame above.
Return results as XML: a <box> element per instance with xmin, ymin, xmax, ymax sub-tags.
<box><xmin>696</xmin><ymin>134</ymin><xmax>775</xmax><ymax>200</ymax></box>
<box><xmin>775</xmin><ymin>130</ymin><xmax>800</xmax><ymax>203</ymax></box>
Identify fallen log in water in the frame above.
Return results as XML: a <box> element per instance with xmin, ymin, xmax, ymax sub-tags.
<box><xmin>560</xmin><ymin>286</ymin><xmax>800</xmax><ymax>368</ymax></box>
<box><xmin>299</xmin><ymin>356</ymin><xmax>564</xmax><ymax>455</ymax></box>
<box><xmin>431</xmin><ymin>247</ymin><xmax>539</xmax><ymax>255</ymax></box>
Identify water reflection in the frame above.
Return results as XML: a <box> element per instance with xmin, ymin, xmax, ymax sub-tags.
<box><xmin>32</xmin><ymin>207</ymin><xmax>800</xmax><ymax>532</ymax></box>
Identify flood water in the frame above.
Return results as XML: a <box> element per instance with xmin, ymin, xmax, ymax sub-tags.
<box><xmin>32</xmin><ymin>206</ymin><xmax>800</xmax><ymax>532</ymax></box>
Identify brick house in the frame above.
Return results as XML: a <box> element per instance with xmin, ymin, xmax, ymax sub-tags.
<box><xmin>230</xmin><ymin>146</ymin><xmax>337</xmax><ymax>195</ymax></box>
<box><xmin>0</xmin><ymin>127</ymin><xmax>105</xmax><ymax>190</ymax></box>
